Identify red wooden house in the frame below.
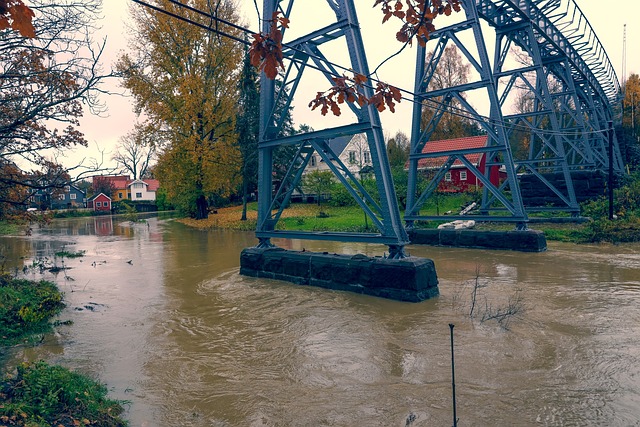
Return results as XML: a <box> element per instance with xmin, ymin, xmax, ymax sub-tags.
<box><xmin>87</xmin><ymin>193</ymin><xmax>112</xmax><ymax>212</ymax></box>
<box><xmin>413</xmin><ymin>135</ymin><xmax>506</xmax><ymax>192</ymax></box>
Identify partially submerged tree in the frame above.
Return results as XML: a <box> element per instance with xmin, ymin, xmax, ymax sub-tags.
<box><xmin>0</xmin><ymin>0</ymin><xmax>113</xmax><ymax>216</ymax></box>
<box><xmin>118</xmin><ymin>0</ymin><xmax>242</xmax><ymax>219</ymax></box>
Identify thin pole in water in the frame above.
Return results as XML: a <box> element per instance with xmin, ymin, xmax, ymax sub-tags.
<box><xmin>449</xmin><ymin>323</ymin><xmax>458</xmax><ymax>427</ymax></box>
<box><xmin>608</xmin><ymin>120</ymin><xmax>614</xmax><ymax>221</ymax></box>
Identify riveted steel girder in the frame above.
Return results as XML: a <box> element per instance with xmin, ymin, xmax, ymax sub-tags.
<box><xmin>406</xmin><ymin>0</ymin><xmax>528</xmax><ymax>226</ymax></box>
<box><xmin>257</xmin><ymin>0</ymin><xmax>409</xmax><ymax>258</ymax></box>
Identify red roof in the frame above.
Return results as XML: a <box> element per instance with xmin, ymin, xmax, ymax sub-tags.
<box><xmin>414</xmin><ymin>135</ymin><xmax>488</xmax><ymax>169</ymax></box>
<box><xmin>143</xmin><ymin>179</ymin><xmax>160</xmax><ymax>192</ymax></box>
<box><xmin>94</xmin><ymin>175</ymin><xmax>130</xmax><ymax>189</ymax></box>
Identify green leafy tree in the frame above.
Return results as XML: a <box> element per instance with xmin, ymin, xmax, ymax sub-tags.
<box><xmin>386</xmin><ymin>131</ymin><xmax>410</xmax><ymax>169</ymax></box>
<box><xmin>118</xmin><ymin>0</ymin><xmax>242</xmax><ymax>219</ymax></box>
<box><xmin>236</xmin><ymin>47</ymin><xmax>260</xmax><ymax>221</ymax></box>
<box><xmin>303</xmin><ymin>170</ymin><xmax>334</xmax><ymax>207</ymax></box>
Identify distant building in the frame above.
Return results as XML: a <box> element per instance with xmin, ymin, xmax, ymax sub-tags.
<box><xmin>30</xmin><ymin>181</ymin><xmax>86</xmax><ymax>210</ymax></box>
<box><xmin>303</xmin><ymin>134</ymin><xmax>373</xmax><ymax>178</ymax></box>
<box><xmin>128</xmin><ymin>179</ymin><xmax>160</xmax><ymax>201</ymax></box>
<box><xmin>92</xmin><ymin>175</ymin><xmax>160</xmax><ymax>201</ymax></box>
<box><xmin>87</xmin><ymin>193</ymin><xmax>112</xmax><ymax>212</ymax></box>
<box><xmin>50</xmin><ymin>184</ymin><xmax>86</xmax><ymax>209</ymax></box>
<box><xmin>410</xmin><ymin>135</ymin><xmax>506</xmax><ymax>192</ymax></box>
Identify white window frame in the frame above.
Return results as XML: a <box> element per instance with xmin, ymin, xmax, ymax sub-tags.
<box><xmin>70</xmin><ymin>194</ymin><xmax>76</xmax><ymax>200</ymax></box>
<box><xmin>460</xmin><ymin>171</ymin><xmax>467</xmax><ymax>181</ymax></box>
<box><xmin>96</xmin><ymin>201</ymin><xmax>101</xmax><ymax>207</ymax></box>
<box><xmin>444</xmin><ymin>172</ymin><xmax>452</xmax><ymax>182</ymax></box>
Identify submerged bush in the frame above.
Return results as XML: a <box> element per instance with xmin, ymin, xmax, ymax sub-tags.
<box><xmin>0</xmin><ymin>361</ymin><xmax>128</xmax><ymax>427</ymax></box>
<box><xmin>0</xmin><ymin>276</ymin><xmax>65</xmax><ymax>345</ymax></box>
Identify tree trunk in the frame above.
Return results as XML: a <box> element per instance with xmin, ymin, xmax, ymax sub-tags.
<box><xmin>195</xmin><ymin>194</ymin><xmax>208</xmax><ymax>220</ymax></box>
<box><xmin>241</xmin><ymin>179</ymin><xmax>248</xmax><ymax>221</ymax></box>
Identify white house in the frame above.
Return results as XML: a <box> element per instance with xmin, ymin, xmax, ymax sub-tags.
<box><xmin>127</xmin><ymin>179</ymin><xmax>159</xmax><ymax>201</ymax></box>
<box><xmin>304</xmin><ymin>134</ymin><xmax>373</xmax><ymax>178</ymax></box>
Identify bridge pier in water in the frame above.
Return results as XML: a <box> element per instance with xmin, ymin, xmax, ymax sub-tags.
<box><xmin>240</xmin><ymin>0</ymin><xmax>622</xmax><ymax>301</ymax></box>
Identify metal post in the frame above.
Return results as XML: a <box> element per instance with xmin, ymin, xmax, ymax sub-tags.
<box><xmin>449</xmin><ymin>323</ymin><xmax>457</xmax><ymax>427</ymax></box>
<box><xmin>608</xmin><ymin>120</ymin><xmax>614</xmax><ymax>220</ymax></box>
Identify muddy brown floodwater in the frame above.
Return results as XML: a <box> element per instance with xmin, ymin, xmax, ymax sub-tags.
<box><xmin>1</xmin><ymin>215</ymin><xmax>639</xmax><ymax>426</ymax></box>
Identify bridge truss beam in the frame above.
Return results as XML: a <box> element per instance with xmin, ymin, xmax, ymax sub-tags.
<box><xmin>257</xmin><ymin>0</ymin><xmax>409</xmax><ymax>258</ymax></box>
<box><xmin>406</xmin><ymin>0</ymin><xmax>622</xmax><ymax>226</ymax></box>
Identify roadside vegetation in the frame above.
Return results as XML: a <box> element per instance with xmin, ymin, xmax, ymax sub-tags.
<box><xmin>0</xmin><ymin>275</ymin><xmax>128</xmax><ymax>426</ymax></box>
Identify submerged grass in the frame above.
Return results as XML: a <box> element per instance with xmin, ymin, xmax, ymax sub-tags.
<box><xmin>0</xmin><ymin>361</ymin><xmax>128</xmax><ymax>427</ymax></box>
<box><xmin>0</xmin><ymin>276</ymin><xmax>64</xmax><ymax>346</ymax></box>
<box><xmin>0</xmin><ymin>276</ymin><xmax>129</xmax><ymax>426</ymax></box>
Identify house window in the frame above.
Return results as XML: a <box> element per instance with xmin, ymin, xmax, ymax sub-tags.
<box><xmin>136</xmin><ymin>192</ymin><xmax>142</xmax><ymax>198</ymax></box>
<box><xmin>64</xmin><ymin>185</ymin><xmax>70</xmax><ymax>192</ymax></box>
<box><xmin>134</xmin><ymin>182</ymin><xmax>144</xmax><ymax>189</ymax></box>
<box><xmin>58</xmin><ymin>194</ymin><xmax>66</xmax><ymax>200</ymax></box>
<box><xmin>445</xmin><ymin>172</ymin><xmax>452</xmax><ymax>181</ymax></box>
<box><xmin>460</xmin><ymin>171</ymin><xmax>468</xmax><ymax>181</ymax></box>
<box><xmin>364</xmin><ymin>151</ymin><xmax>370</xmax><ymax>163</ymax></box>
<box><xmin>118</xmin><ymin>192</ymin><xmax>123</xmax><ymax>199</ymax></box>
<box><xmin>96</xmin><ymin>202</ymin><xmax>101</xmax><ymax>207</ymax></box>
<box><xmin>310</xmin><ymin>155</ymin><xmax>316</xmax><ymax>167</ymax></box>
<box><xmin>70</xmin><ymin>194</ymin><xmax>76</xmax><ymax>200</ymax></box>
<box><xmin>348</xmin><ymin>151</ymin><xmax>356</xmax><ymax>163</ymax></box>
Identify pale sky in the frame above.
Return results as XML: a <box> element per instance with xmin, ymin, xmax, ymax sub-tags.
<box><xmin>66</xmin><ymin>0</ymin><xmax>640</xmax><ymax>177</ymax></box>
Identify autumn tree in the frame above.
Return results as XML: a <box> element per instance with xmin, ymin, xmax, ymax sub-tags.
<box><xmin>621</xmin><ymin>73</ymin><xmax>640</xmax><ymax>170</ymax></box>
<box><xmin>112</xmin><ymin>128</ymin><xmax>156</xmax><ymax>180</ymax></box>
<box><xmin>0</xmin><ymin>0</ymin><xmax>112</xmax><ymax>216</ymax></box>
<box><xmin>118</xmin><ymin>0</ymin><xmax>243</xmax><ymax>219</ymax></box>
<box><xmin>421</xmin><ymin>45</ymin><xmax>482</xmax><ymax>140</ymax></box>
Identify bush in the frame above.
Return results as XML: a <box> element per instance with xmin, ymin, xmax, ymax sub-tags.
<box><xmin>0</xmin><ymin>361</ymin><xmax>127</xmax><ymax>427</ymax></box>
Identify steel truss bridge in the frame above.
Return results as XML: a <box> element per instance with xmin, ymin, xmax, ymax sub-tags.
<box><xmin>256</xmin><ymin>0</ymin><xmax>622</xmax><ymax>257</ymax></box>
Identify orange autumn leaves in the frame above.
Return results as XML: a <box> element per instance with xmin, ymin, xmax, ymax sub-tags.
<box><xmin>308</xmin><ymin>74</ymin><xmax>403</xmax><ymax>116</ymax></box>
<box><xmin>250</xmin><ymin>1</ymin><xmax>461</xmax><ymax>117</ymax></box>
<box><xmin>375</xmin><ymin>0</ymin><xmax>461</xmax><ymax>45</ymax></box>
<box><xmin>0</xmin><ymin>0</ymin><xmax>35</xmax><ymax>38</ymax></box>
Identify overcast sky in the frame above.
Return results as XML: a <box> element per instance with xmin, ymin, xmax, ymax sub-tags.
<box><xmin>67</xmin><ymin>0</ymin><xmax>640</xmax><ymax>176</ymax></box>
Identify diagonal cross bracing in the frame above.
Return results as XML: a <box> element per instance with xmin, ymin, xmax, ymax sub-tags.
<box><xmin>256</xmin><ymin>0</ymin><xmax>409</xmax><ymax>258</ymax></box>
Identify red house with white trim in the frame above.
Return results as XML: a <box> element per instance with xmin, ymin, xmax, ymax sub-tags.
<box><xmin>87</xmin><ymin>193</ymin><xmax>112</xmax><ymax>212</ymax></box>
<box><xmin>413</xmin><ymin>135</ymin><xmax>506</xmax><ymax>192</ymax></box>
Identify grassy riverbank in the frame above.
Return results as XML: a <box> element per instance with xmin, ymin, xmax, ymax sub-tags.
<box><xmin>179</xmin><ymin>199</ymin><xmax>640</xmax><ymax>244</ymax></box>
<box><xmin>0</xmin><ymin>275</ymin><xmax>128</xmax><ymax>426</ymax></box>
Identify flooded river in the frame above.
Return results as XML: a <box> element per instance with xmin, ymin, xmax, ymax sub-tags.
<box><xmin>1</xmin><ymin>215</ymin><xmax>639</xmax><ymax>426</ymax></box>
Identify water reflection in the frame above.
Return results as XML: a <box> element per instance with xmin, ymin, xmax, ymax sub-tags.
<box><xmin>1</xmin><ymin>216</ymin><xmax>639</xmax><ymax>426</ymax></box>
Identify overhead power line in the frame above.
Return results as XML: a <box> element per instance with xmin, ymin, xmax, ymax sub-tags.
<box><xmin>128</xmin><ymin>0</ymin><xmax>613</xmax><ymax>139</ymax></box>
